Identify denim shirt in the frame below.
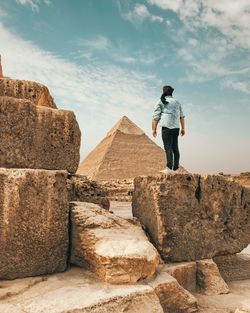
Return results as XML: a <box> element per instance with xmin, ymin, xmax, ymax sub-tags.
<box><xmin>153</xmin><ymin>96</ymin><xmax>184</xmax><ymax>129</ymax></box>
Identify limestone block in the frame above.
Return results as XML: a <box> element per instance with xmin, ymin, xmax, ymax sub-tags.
<box><xmin>196</xmin><ymin>259</ymin><xmax>229</xmax><ymax>295</ymax></box>
<box><xmin>0</xmin><ymin>168</ymin><xmax>69</xmax><ymax>279</ymax></box>
<box><xmin>145</xmin><ymin>268</ymin><xmax>198</xmax><ymax>313</ymax></box>
<box><xmin>0</xmin><ymin>96</ymin><xmax>81</xmax><ymax>173</ymax></box>
<box><xmin>0</xmin><ymin>77</ymin><xmax>56</xmax><ymax>108</ymax></box>
<box><xmin>213</xmin><ymin>254</ymin><xmax>250</xmax><ymax>282</ymax></box>
<box><xmin>0</xmin><ymin>267</ymin><xmax>164</xmax><ymax>313</ymax></box>
<box><xmin>163</xmin><ymin>262</ymin><xmax>197</xmax><ymax>292</ymax></box>
<box><xmin>68</xmin><ymin>174</ymin><xmax>110</xmax><ymax>210</ymax></box>
<box><xmin>70</xmin><ymin>202</ymin><xmax>160</xmax><ymax>284</ymax></box>
<box><xmin>132</xmin><ymin>174</ymin><xmax>250</xmax><ymax>261</ymax></box>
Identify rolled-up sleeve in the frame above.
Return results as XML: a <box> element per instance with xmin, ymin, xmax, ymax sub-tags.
<box><xmin>153</xmin><ymin>102</ymin><xmax>162</xmax><ymax>121</ymax></box>
<box><xmin>180</xmin><ymin>103</ymin><xmax>185</xmax><ymax>118</ymax></box>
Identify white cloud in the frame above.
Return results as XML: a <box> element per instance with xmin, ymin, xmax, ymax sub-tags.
<box><xmin>222</xmin><ymin>80</ymin><xmax>250</xmax><ymax>95</ymax></box>
<box><xmin>77</xmin><ymin>36</ymin><xmax>110</xmax><ymax>51</ymax></box>
<box><xmin>0</xmin><ymin>22</ymin><xmax>161</xmax><ymax>157</ymax></box>
<box><xmin>147</xmin><ymin>0</ymin><xmax>250</xmax><ymax>49</ymax></box>
<box><xmin>122</xmin><ymin>3</ymin><xmax>164</xmax><ymax>24</ymax></box>
<box><xmin>15</xmin><ymin>0</ymin><xmax>51</xmax><ymax>12</ymax></box>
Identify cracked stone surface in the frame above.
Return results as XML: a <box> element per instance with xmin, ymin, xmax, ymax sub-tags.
<box><xmin>132</xmin><ymin>173</ymin><xmax>250</xmax><ymax>261</ymax></box>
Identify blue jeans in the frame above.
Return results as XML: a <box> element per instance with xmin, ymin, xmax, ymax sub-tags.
<box><xmin>161</xmin><ymin>127</ymin><xmax>180</xmax><ymax>170</ymax></box>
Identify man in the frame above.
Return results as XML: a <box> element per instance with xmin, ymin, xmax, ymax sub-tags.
<box><xmin>152</xmin><ymin>85</ymin><xmax>185</xmax><ymax>173</ymax></box>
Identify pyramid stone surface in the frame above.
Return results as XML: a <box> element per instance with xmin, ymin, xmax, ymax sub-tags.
<box><xmin>77</xmin><ymin>116</ymin><xmax>165</xmax><ymax>181</ymax></box>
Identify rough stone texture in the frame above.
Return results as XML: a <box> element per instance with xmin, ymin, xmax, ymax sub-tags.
<box><xmin>0</xmin><ymin>96</ymin><xmax>81</xmax><ymax>173</ymax></box>
<box><xmin>0</xmin><ymin>168</ymin><xmax>69</xmax><ymax>279</ymax></box>
<box><xmin>196</xmin><ymin>259</ymin><xmax>229</xmax><ymax>295</ymax></box>
<box><xmin>0</xmin><ymin>267</ymin><xmax>164</xmax><ymax>313</ymax></box>
<box><xmin>213</xmin><ymin>254</ymin><xmax>250</xmax><ymax>282</ymax></box>
<box><xmin>132</xmin><ymin>173</ymin><xmax>250</xmax><ymax>261</ymax></box>
<box><xmin>163</xmin><ymin>262</ymin><xmax>197</xmax><ymax>292</ymax></box>
<box><xmin>0</xmin><ymin>77</ymin><xmax>56</xmax><ymax>108</ymax></box>
<box><xmin>77</xmin><ymin>116</ymin><xmax>166</xmax><ymax>181</ymax></box>
<box><xmin>145</xmin><ymin>267</ymin><xmax>198</xmax><ymax>313</ymax></box>
<box><xmin>100</xmin><ymin>179</ymin><xmax>134</xmax><ymax>202</ymax></box>
<box><xmin>70</xmin><ymin>202</ymin><xmax>160</xmax><ymax>284</ymax></box>
<box><xmin>67</xmin><ymin>174</ymin><xmax>110</xmax><ymax>210</ymax></box>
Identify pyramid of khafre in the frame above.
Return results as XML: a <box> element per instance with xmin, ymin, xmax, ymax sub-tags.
<box><xmin>77</xmin><ymin>116</ymin><xmax>166</xmax><ymax>181</ymax></box>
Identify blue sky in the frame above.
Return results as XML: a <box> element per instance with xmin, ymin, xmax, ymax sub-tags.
<box><xmin>0</xmin><ymin>0</ymin><xmax>249</xmax><ymax>173</ymax></box>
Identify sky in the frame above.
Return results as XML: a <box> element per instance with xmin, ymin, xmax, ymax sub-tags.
<box><xmin>0</xmin><ymin>0</ymin><xmax>249</xmax><ymax>174</ymax></box>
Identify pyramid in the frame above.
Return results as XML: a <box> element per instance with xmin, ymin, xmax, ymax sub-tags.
<box><xmin>0</xmin><ymin>55</ymin><xmax>3</xmax><ymax>78</ymax></box>
<box><xmin>77</xmin><ymin>116</ymin><xmax>166</xmax><ymax>181</ymax></box>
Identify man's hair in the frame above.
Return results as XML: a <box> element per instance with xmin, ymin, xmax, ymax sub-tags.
<box><xmin>163</xmin><ymin>85</ymin><xmax>174</xmax><ymax>95</ymax></box>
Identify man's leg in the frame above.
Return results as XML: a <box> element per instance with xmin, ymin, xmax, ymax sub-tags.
<box><xmin>172</xmin><ymin>128</ymin><xmax>180</xmax><ymax>170</ymax></box>
<box><xmin>162</xmin><ymin>127</ymin><xmax>174</xmax><ymax>169</ymax></box>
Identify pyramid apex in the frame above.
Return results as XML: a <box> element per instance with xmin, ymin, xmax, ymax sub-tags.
<box><xmin>0</xmin><ymin>55</ymin><xmax>3</xmax><ymax>78</ymax></box>
<box><xmin>107</xmin><ymin>116</ymin><xmax>144</xmax><ymax>136</ymax></box>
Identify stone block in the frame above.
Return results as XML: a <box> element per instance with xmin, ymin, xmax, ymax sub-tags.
<box><xmin>213</xmin><ymin>254</ymin><xmax>250</xmax><ymax>282</ymax></box>
<box><xmin>0</xmin><ymin>96</ymin><xmax>81</xmax><ymax>173</ymax></box>
<box><xmin>145</xmin><ymin>268</ymin><xmax>198</xmax><ymax>312</ymax></box>
<box><xmin>196</xmin><ymin>259</ymin><xmax>229</xmax><ymax>295</ymax></box>
<box><xmin>163</xmin><ymin>262</ymin><xmax>197</xmax><ymax>292</ymax></box>
<box><xmin>0</xmin><ymin>168</ymin><xmax>69</xmax><ymax>279</ymax></box>
<box><xmin>132</xmin><ymin>174</ymin><xmax>250</xmax><ymax>261</ymax></box>
<box><xmin>70</xmin><ymin>202</ymin><xmax>160</xmax><ymax>284</ymax></box>
<box><xmin>68</xmin><ymin>174</ymin><xmax>110</xmax><ymax>210</ymax></box>
<box><xmin>0</xmin><ymin>77</ymin><xmax>56</xmax><ymax>108</ymax></box>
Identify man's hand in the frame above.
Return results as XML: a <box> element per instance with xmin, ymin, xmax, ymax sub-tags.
<box><xmin>180</xmin><ymin>128</ymin><xmax>185</xmax><ymax>136</ymax></box>
<box><xmin>153</xmin><ymin>130</ymin><xmax>157</xmax><ymax>137</ymax></box>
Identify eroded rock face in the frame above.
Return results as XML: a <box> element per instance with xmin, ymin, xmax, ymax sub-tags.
<box><xmin>145</xmin><ymin>267</ymin><xmax>198</xmax><ymax>313</ymax></box>
<box><xmin>132</xmin><ymin>173</ymin><xmax>250</xmax><ymax>261</ymax></box>
<box><xmin>68</xmin><ymin>175</ymin><xmax>110</xmax><ymax>210</ymax></box>
<box><xmin>213</xmin><ymin>254</ymin><xmax>250</xmax><ymax>282</ymax></box>
<box><xmin>70</xmin><ymin>202</ymin><xmax>160</xmax><ymax>284</ymax></box>
<box><xmin>196</xmin><ymin>259</ymin><xmax>229</xmax><ymax>295</ymax></box>
<box><xmin>0</xmin><ymin>96</ymin><xmax>81</xmax><ymax>173</ymax></box>
<box><xmin>0</xmin><ymin>77</ymin><xmax>56</xmax><ymax>108</ymax></box>
<box><xmin>0</xmin><ymin>168</ymin><xmax>69</xmax><ymax>279</ymax></box>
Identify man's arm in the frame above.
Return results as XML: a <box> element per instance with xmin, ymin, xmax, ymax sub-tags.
<box><xmin>152</xmin><ymin>119</ymin><xmax>159</xmax><ymax>137</ymax></box>
<box><xmin>180</xmin><ymin>116</ymin><xmax>185</xmax><ymax>136</ymax></box>
<box><xmin>152</xmin><ymin>102</ymin><xmax>162</xmax><ymax>137</ymax></box>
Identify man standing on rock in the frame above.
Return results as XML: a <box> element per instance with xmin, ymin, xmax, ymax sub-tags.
<box><xmin>152</xmin><ymin>85</ymin><xmax>185</xmax><ymax>174</ymax></box>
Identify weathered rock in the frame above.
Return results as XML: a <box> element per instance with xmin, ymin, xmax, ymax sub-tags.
<box><xmin>0</xmin><ymin>77</ymin><xmax>56</xmax><ymax>108</ymax></box>
<box><xmin>0</xmin><ymin>96</ymin><xmax>81</xmax><ymax>173</ymax></box>
<box><xmin>70</xmin><ymin>202</ymin><xmax>160</xmax><ymax>284</ymax></box>
<box><xmin>68</xmin><ymin>174</ymin><xmax>110</xmax><ymax>210</ymax></box>
<box><xmin>163</xmin><ymin>262</ymin><xmax>197</xmax><ymax>292</ymax></box>
<box><xmin>132</xmin><ymin>174</ymin><xmax>250</xmax><ymax>261</ymax></box>
<box><xmin>0</xmin><ymin>267</ymin><xmax>164</xmax><ymax>313</ymax></box>
<box><xmin>196</xmin><ymin>259</ymin><xmax>229</xmax><ymax>295</ymax></box>
<box><xmin>145</xmin><ymin>267</ymin><xmax>198</xmax><ymax>312</ymax></box>
<box><xmin>0</xmin><ymin>168</ymin><xmax>69</xmax><ymax>279</ymax></box>
<box><xmin>100</xmin><ymin>179</ymin><xmax>134</xmax><ymax>202</ymax></box>
<box><xmin>213</xmin><ymin>254</ymin><xmax>250</xmax><ymax>282</ymax></box>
